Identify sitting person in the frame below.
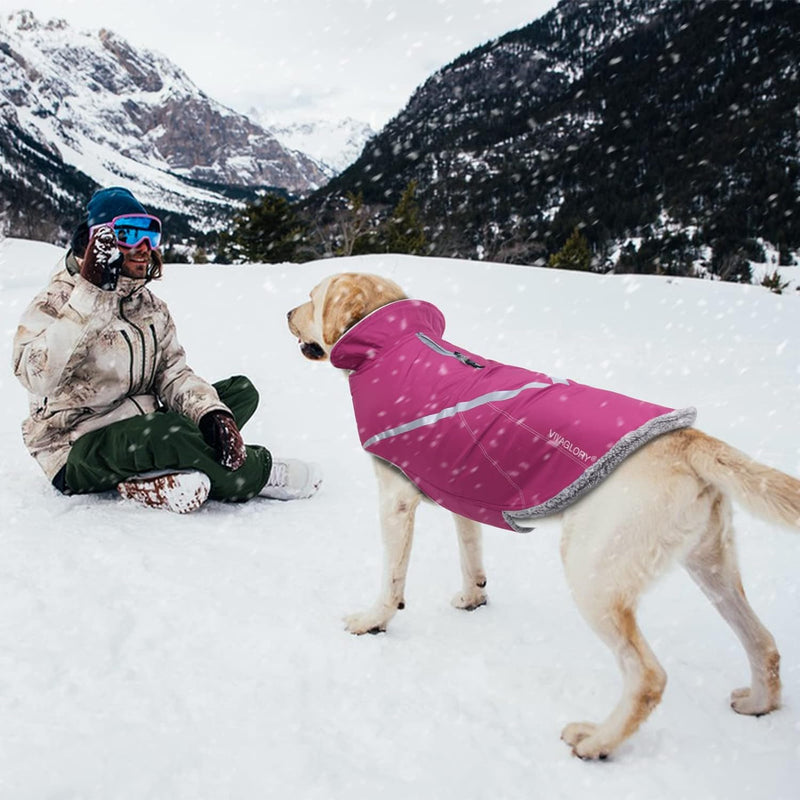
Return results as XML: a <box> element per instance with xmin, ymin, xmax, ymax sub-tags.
<box><xmin>12</xmin><ymin>186</ymin><xmax>321</xmax><ymax>513</ymax></box>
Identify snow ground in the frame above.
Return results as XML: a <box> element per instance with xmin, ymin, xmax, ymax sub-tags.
<box><xmin>1</xmin><ymin>239</ymin><xmax>798</xmax><ymax>799</ymax></box>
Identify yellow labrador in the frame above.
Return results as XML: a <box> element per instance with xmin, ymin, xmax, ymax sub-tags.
<box><xmin>287</xmin><ymin>272</ymin><xmax>800</xmax><ymax>759</ymax></box>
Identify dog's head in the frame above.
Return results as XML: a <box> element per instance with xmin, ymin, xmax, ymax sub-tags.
<box><xmin>287</xmin><ymin>272</ymin><xmax>407</xmax><ymax>361</ymax></box>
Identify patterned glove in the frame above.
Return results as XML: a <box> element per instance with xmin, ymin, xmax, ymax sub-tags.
<box><xmin>80</xmin><ymin>226</ymin><xmax>124</xmax><ymax>290</ymax></box>
<box><xmin>199</xmin><ymin>411</ymin><xmax>247</xmax><ymax>471</ymax></box>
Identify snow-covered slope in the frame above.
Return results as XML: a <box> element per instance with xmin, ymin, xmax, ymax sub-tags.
<box><xmin>1</xmin><ymin>238</ymin><xmax>798</xmax><ymax>798</ymax></box>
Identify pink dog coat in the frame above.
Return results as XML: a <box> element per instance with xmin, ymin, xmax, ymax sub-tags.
<box><xmin>330</xmin><ymin>300</ymin><xmax>696</xmax><ymax>532</ymax></box>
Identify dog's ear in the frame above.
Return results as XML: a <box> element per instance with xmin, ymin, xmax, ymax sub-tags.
<box><xmin>322</xmin><ymin>273</ymin><xmax>406</xmax><ymax>347</ymax></box>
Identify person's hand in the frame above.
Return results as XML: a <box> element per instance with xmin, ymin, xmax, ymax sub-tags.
<box><xmin>199</xmin><ymin>411</ymin><xmax>247</xmax><ymax>471</ymax></box>
<box><xmin>80</xmin><ymin>226</ymin><xmax>123</xmax><ymax>290</ymax></box>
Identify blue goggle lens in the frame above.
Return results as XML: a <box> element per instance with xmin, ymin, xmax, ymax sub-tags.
<box><xmin>111</xmin><ymin>215</ymin><xmax>162</xmax><ymax>249</ymax></box>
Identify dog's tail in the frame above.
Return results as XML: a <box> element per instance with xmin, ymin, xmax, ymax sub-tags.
<box><xmin>685</xmin><ymin>429</ymin><xmax>800</xmax><ymax>530</ymax></box>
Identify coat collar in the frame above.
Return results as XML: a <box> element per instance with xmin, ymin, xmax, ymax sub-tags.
<box><xmin>330</xmin><ymin>299</ymin><xmax>445</xmax><ymax>372</ymax></box>
<box><xmin>115</xmin><ymin>274</ymin><xmax>149</xmax><ymax>297</ymax></box>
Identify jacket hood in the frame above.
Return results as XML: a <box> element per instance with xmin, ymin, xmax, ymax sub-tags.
<box><xmin>65</xmin><ymin>251</ymin><xmax>81</xmax><ymax>276</ymax></box>
<box><xmin>330</xmin><ymin>299</ymin><xmax>445</xmax><ymax>372</ymax></box>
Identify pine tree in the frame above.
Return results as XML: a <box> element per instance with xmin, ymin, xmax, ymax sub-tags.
<box><xmin>548</xmin><ymin>226</ymin><xmax>592</xmax><ymax>271</ymax></box>
<box><xmin>226</xmin><ymin>194</ymin><xmax>307</xmax><ymax>264</ymax></box>
<box><xmin>385</xmin><ymin>180</ymin><xmax>426</xmax><ymax>255</ymax></box>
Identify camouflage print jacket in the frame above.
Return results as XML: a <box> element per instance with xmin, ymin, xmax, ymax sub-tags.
<box><xmin>12</xmin><ymin>252</ymin><xmax>229</xmax><ymax>480</ymax></box>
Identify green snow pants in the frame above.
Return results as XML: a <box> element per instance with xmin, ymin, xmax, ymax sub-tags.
<box><xmin>59</xmin><ymin>375</ymin><xmax>272</xmax><ymax>502</ymax></box>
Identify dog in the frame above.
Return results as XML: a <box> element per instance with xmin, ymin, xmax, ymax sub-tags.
<box><xmin>287</xmin><ymin>271</ymin><xmax>800</xmax><ymax>759</ymax></box>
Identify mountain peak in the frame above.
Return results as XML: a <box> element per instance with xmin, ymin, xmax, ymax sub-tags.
<box><xmin>251</xmin><ymin>112</ymin><xmax>376</xmax><ymax>175</ymax></box>
<box><xmin>0</xmin><ymin>9</ymin><xmax>331</xmax><ymax>240</ymax></box>
<box><xmin>7</xmin><ymin>9</ymin><xmax>38</xmax><ymax>30</ymax></box>
<box><xmin>5</xmin><ymin>9</ymin><xmax>70</xmax><ymax>33</ymax></box>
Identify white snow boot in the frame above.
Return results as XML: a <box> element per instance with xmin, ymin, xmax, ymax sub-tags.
<box><xmin>259</xmin><ymin>458</ymin><xmax>322</xmax><ymax>501</ymax></box>
<box><xmin>117</xmin><ymin>470</ymin><xmax>211</xmax><ymax>513</ymax></box>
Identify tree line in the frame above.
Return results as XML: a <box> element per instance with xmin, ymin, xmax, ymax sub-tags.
<box><xmin>203</xmin><ymin>180</ymin><xmax>427</xmax><ymax>265</ymax></box>
<box><xmin>185</xmin><ymin>180</ymin><xmax>795</xmax><ymax>288</ymax></box>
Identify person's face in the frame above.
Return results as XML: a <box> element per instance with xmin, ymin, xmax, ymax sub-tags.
<box><xmin>120</xmin><ymin>242</ymin><xmax>153</xmax><ymax>279</ymax></box>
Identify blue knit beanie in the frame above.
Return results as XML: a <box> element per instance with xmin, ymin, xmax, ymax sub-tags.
<box><xmin>87</xmin><ymin>187</ymin><xmax>148</xmax><ymax>227</ymax></box>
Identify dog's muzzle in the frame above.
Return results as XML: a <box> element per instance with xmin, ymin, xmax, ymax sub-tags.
<box><xmin>300</xmin><ymin>341</ymin><xmax>327</xmax><ymax>360</ymax></box>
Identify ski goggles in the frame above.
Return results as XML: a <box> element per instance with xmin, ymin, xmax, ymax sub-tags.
<box><xmin>90</xmin><ymin>214</ymin><xmax>163</xmax><ymax>250</ymax></box>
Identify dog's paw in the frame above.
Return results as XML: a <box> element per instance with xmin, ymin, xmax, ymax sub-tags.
<box><xmin>561</xmin><ymin>722</ymin><xmax>611</xmax><ymax>760</ymax></box>
<box><xmin>730</xmin><ymin>687</ymin><xmax>779</xmax><ymax>716</ymax></box>
<box><xmin>343</xmin><ymin>610</ymin><xmax>391</xmax><ymax>635</ymax></box>
<box><xmin>451</xmin><ymin>587</ymin><xmax>488</xmax><ymax>611</ymax></box>
<box><xmin>561</xmin><ymin>722</ymin><xmax>597</xmax><ymax>748</ymax></box>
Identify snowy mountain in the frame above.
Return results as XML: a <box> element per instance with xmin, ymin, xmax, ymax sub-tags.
<box><xmin>251</xmin><ymin>113</ymin><xmax>376</xmax><ymax>175</ymax></box>
<box><xmin>319</xmin><ymin>0</ymin><xmax>800</xmax><ymax>273</ymax></box>
<box><xmin>0</xmin><ymin>10</ymin><xmax>329</xmax><ymax>240</ymax></box>
<box><xmin>1</xmin><ymin>237</ymin><xmax>798</xmax><ymax>796</ymax></box>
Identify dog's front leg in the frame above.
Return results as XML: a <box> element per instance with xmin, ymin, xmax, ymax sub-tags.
<box><xmin>450</xmin><ymin>514</ymin><xmax>488</xmax><ymax>611</ymax></box>
<box><xmin>344</xmin><ymin>460</ymin><xmax>422</xmax><ymax>635</ymax></box>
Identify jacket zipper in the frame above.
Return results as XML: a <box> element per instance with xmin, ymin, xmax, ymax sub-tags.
<box><xmin>148</xmin><ymin>324</ymin><xmax>158</xmax><ymax>388</ymax></box>
<box><xmin>119</xmin><ymin>297</ymin><xmax>147</xmax><ymax>393</ymax></box>
<box><xmin>119</xmin><ymin>329</ymin><xmax>135</xmax><ymax>395</ymax></box>
<box><xmin>417</xmin><ymin>333</ymin><xmax>485</xmax><ymax>369</ymax></box>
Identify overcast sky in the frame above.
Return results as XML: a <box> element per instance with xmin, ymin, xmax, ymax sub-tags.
<box><xmin>2</xmin><ymin>0</ymin><xmax>561</xmax><ymax>128</ymax></box>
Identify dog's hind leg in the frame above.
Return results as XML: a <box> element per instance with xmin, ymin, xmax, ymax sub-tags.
<box><xmin>344</xmin><ymin>459</ymin><xmax>422</xmax><ymax>635</ymax></box>
<box><xmin>681</xmin><ymin>493</ymin><xmax>781</xmax><ymax>716</ymax></box>
<box><xmin>559</xmin><ymin>488</ymin><xmax>675</xmax><ymax>759</ymax></box>
<box><xmin>451</xmin><ymin>514</ymin><xmax>488</xmax><ymax>611</ymax></box>
<box><xmin>559</xmin><ymin>592</ymin><xmax>667</xmax><ymax>760</ymax></box>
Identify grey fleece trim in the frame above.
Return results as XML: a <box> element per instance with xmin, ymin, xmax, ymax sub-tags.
<box><xmin>502</xmin><ymin>407</ymin><xmax>698</xmax><ymax>533</ymax></box>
